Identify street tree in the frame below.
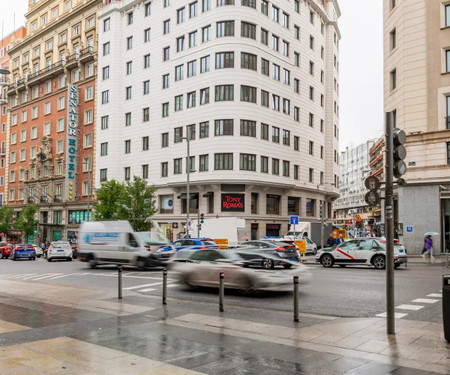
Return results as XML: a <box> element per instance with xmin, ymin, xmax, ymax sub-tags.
<box><xmin>93</xmin><ymin>179</ymin><xmax>127</xmax><ymax>221</ymax></box>
<box><xmin>0</xmin><ymin>206</ymin><xmax>15</xmax><ymax>237</ymax></box>
<box><xmin>122</xmin><ymin>176</ymin><xmax>157</xmax><ymax>231</ymax></box>
<box><xmin>16</xmin><ymin>205</ymin><xmax>39</xmax><ymax>239</ymax></box>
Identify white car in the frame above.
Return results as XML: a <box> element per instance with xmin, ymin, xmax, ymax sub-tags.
<box><xmin>315</xmin><ymin>237</ymin><xmax>407</xmax><ymax>269</ymax></box>
<box><xmin>31</xmin><ymin>244</ymin><xmax>43</xmax><ymax>258</ymax></box>
<box><xmin>47</xmin><ymin>241</ymin><xmax>73</xmax><ymax>262</ymax></box>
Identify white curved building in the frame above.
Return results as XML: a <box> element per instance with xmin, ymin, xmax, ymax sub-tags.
<box><xmin>96</xmin><ymin>0</ymin><xmax>341</xmax><ymax>240</ymax></box>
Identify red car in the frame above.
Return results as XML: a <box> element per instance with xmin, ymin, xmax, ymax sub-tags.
<box><xmin>0</xmin><ymin>242</ymin><xmax>14</xmax><ymax>259</ymax></box>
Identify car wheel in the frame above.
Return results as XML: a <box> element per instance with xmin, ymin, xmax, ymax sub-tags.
<box><xmin>11</xmin><ymin>256</ymin><xmax>15</xmax><ymax>261</ymax></box>
<box><xmin>88</xmin><ymin>257</ymin><xmax>97</xmax><ymax>269</ymax></box>
<box><xmin>47</xmin><ymin>258</ymin><xmax>52</xmax><ymax>262</ymax></box>
<box><xmin>373</xmin><ymin>255</ymin><xmax>386</xmax><ymax>270</ymax></box>
<box><xmin>283</xmin><ymin>263</ymin><xmax>293</xmax><ymax>269</ymax></box>
<box><xmin>182</xmin><ymin>273</ymin><xmax>197</xmax><ymax>289</ymax></box>
<box><xmin>339</xmin><ymin>265</ymin><xmax>346</xmax><ymax>268</ymax></box>
<box><xmin>321</xmin><ymin>254</ymin><xmax>334</xmax><ymax>268</ymax></box>
<box><xmin>136</xmin><ymin>257</ymin><xmax>147</xmax><ymax>270</ymax></box>
<box><xmin>394</xmin><ymin>263</ymin><xmax>400</xmax><ymax>269</ymax></box>
<box><xmin>262</xmin><ymin>258</ymin><xmax>274</xmax><ymax>269</ymax></box>
<box><xmin>32</xmin><ymin>257</ymin><xmax>36</xmax><ymax>261</ymax></box>
<box><xmin>68</xmin><ymin>257</ymin><xmax>72</xmax><ymax>262</ymax></box>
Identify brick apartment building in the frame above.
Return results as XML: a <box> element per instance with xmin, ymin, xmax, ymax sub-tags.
<box><xmin>6</xmin><ymin>0</ymin><xmax>101</xmax><ymax>242</ymax></box>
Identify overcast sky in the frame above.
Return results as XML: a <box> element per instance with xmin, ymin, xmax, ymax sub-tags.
<box><xmin>1</xmin><ymin>0</ymin><xmax>384</xmax><ymax>152</ymax></box>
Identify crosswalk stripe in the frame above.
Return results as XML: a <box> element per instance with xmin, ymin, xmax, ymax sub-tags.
<box><xmin>138</xmin><ymin>288</ymin><xmax>156</xmax><ymax>292</ymax></box>
<box><xmin>31</xmin><ymin>274</ymin><xmax>63</xmax><ymax>280</ymax></box>
<box><xmin>412</xmin><ymin>298</ymin><xmax>439</xmax><ymax>304</ymax></box>
<box><xmin>124</xmin><ymin>281</ymin><xmax>163</xmax><ymax>290</ymax></box>
<box><xmin>427</xmin><ymin>293</ymin><xmax>442</xmax><ymax>298</ymax></box>
<box><xmin>396</xmin><ymin>304</ymin><xmax>424</xmax><ymax>311</ymax></box>
<box><xmin>376</xmin><ymin>312</ymin><xmax>408</xmax><ymax>319</ymax></box>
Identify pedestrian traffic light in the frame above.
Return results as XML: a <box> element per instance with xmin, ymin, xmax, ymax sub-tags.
<box><xmin>319</xmin><ymin>202</ymin><xmax>323</xmax><ymax>218</ymax></box>
<box><xmin>393</xmin><ymin>128</ymin><xmax>407</xmax><ymax>178</ymax></box>
<box><xmin>33</xmin><ymin>226</ymin><xmax>37</xmax><ymax>234</ymax></box>
<box><xmin>200</xmin><ymin>213</ymin><xmax>204</xmax><ymax>224</ymax></box>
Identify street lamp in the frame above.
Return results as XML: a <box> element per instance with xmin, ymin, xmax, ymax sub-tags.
<box><xmin>181</xmin><ymin>137</ymin><xmax>190</xmax><ymax>238</ymax></box>
<box><xmin>83</xmin><ymin>155</ymin><xmax>91</xmax><ymax>221</ymax></box>
<box><xmin>317</xmin><ymin>183</ymin><xmax>336</xmax><ymax>250</ymax></box>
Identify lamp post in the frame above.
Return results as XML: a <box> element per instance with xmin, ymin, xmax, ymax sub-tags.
<box><xmin>83</xmin><ymin>155</ymin><xmax>91</xmax><ymax>221</ymax></box>
<box><xmin>181</xmin><ymin>137</ymin><xmax>190</xmax><ymax>238</ymax></box>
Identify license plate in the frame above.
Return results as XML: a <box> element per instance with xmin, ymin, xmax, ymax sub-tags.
<box><xmin>289</xmin><ymin>258</ymin><xmax>297</xmax><ymax>261</ymax></box>
<box><xmin>57</xmin><ymin>250</ymin><xmax>64</xmax><ymax>252</ymax></box>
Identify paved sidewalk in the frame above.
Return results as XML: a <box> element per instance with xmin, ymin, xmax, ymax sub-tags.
<box><xmin>0</xmin><ymin>278</ymin><xmax>448</xmax><ymax>374</ymax></box>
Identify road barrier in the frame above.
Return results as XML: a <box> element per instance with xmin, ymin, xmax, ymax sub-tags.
<box><xmin>293</xmin><ymin>276</ymin><xmax>299</xmax><ymax>322</ymax></box>
<box><xmin>162</xmin><ymin>268</ymin><xmax>168</xmax><ymax>305</ymax></box>
<box><xmin>219</xmin><ymin>272</ymin><xmax>224</xmax><ymax>312</ymax></box>
<box><xmin>118</xmin><ymin>265</ymin><xmax>123</xmax><ymax>299</ymax></box>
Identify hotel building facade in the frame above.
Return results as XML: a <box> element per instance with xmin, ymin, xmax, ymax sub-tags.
<box><xmin>96</xmin><ymin>0</ymin><xmax>341</xmax><ymax>240</ymax></box>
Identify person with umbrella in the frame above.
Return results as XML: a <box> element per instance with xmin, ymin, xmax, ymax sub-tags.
<box><xmin>422</xmin><ymin>232</ymin><xmax>438</xmax><ymax>262</ymax></box>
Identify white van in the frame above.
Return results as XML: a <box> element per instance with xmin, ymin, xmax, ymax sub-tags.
<box><xmin>78</xmin><ymin>221</ymin><xmax>168</xmax><ymax>269</ymax></box>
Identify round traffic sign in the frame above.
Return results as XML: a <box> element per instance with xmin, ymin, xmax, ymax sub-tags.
<box><xmin>365</xmin><ymin>191</ymin><xmax>380</xmax><ymax>206</ymax></box>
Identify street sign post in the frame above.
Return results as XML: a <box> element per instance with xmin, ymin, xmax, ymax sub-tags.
<box><xmin>290</xmin><ymin>216</ymin><xmax>299</xmax><ymax>236</ymax></box>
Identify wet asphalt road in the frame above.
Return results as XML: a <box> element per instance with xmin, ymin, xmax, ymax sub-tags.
<box><xmin>0</xmin><ymin>256</ymin><xmax>445</xmax><ymax>323</ymax></box>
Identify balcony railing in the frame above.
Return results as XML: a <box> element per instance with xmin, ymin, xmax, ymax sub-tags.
<box><xmin>40</xmin><ymin>196</ymin><xmax>48</xmax><ymax>203</ymax></box>
<box><xmin>54</xmin><ymin>195</ymin><xmax>62</xmax><ymax>202</ymax></box>
<box><xmin>27</xmin><ymin>197</ymin><xmax>35</xmax><ymax>204</ymax></box>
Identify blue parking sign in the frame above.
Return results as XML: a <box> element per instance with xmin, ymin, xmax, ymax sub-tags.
<box><xmin>406</xmin><ymin>226</ymin><xmax>413</xmax><ymax>233</ymax></box>
<box><xmin>290</xmin><ymin>216</ymin><xmax>299</xmax><ymax>225</ymax></box>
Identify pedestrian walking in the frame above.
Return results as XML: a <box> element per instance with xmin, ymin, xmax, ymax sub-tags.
<box><xmin>422</xmin><ymin>235</ymin><xmax>435</xmax><ymax>262</ymax></box>
<box><xmin>335</xmin><ymin>234</ymin><xmax>344</xmax><ymax>245</ymax></box>
<box><xmin>326</xmin><ymin>234</ymin><xmax>335</xmax><ymax>247</ymax></box>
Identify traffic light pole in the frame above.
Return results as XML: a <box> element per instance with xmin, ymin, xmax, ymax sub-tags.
<box><xmin>385</xmin><ymin>111</ymin><xmax>395</xmax><ymax>335</ymax></box>
<box><xmin>197</xmin><ymin>211</ymin><xmax>200</xmax><ymax>238</ymax></box>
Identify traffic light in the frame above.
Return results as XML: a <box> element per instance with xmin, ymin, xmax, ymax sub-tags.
<box><xmin>200</xmin><ymin>213</ymin><xmax>204</xmax><ymax>224</ymax></box>
<box><xmin>319</xmin><ymin>202</ymin><xmax>323</xmax><ymax>218</ymax></box>
<box><xmin>33</xmin><ymin>226</ymin><xmax>38</xmax><ymax>234</ymax></box>
<box><xmin>393</xmin><ymin>128</ymin><xmax>407</xmax><ymax>178</ymax></box>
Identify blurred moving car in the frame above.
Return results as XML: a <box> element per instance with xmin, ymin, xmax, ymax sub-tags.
<box><xmin>239</xmin><ymin>240</ymin><xmax>300</xmax><ymax>262</ymax></box>
<box><xmin>31</xmin><ymin>244</ymin><xmax>43</xmax><ymax>258</ymax></box>
<box><xmin>0</xmin><ymin>242</ymin><xmax>13</xmax><ymax>259</ymax></box>
<box><xmin>273</xmin><ymin>237</ymin><xmax>318</xmax><ymax>255</ymax></box>
<box><xmin>11</xmin><ymin>244</ymin><xmax>36</xmax><ymax>261</ymax></box>
<box><xmin>158</xmin><ymin>238</ymin><xmax>219</xmax><ymax>252</ymax></box>
<box><xmin>315</xmin><ymin>238</ymin><xmax>407</xmax><ymax>269</ymax></box>
<box><xmin>168</xmin><ymin>249</ymin><xmax>309</xmax><ymax>292</ymax></box>
<box><xmin>47</xmin><ymin>241</ymin><xmax>73</xmax><ymax>262</ymax></box>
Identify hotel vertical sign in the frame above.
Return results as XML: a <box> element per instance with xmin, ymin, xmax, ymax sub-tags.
<box><xmin>65</xmin><ymin>84</ymin><xmax>79</xmax><ymax>201</ymax></box>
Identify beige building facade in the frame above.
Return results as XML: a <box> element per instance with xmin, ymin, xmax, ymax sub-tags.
<box><xmin>384</xmin><ymin>0</ymin><xmax>450</xmax><ymax>253</ymax></box>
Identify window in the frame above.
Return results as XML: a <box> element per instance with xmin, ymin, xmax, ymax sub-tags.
<box><xmin>199</xmin><ymin>154</ymin><xmax>209</xmax><ymax>171</ymax></box>
<box><xmin>145</xmin><ymin>2</ymin><xmax>151</xmax><ymax>16</ymax></box>
<box><xmin>44</xmin><ymin>123</ymin><xmax>51</xmax><ymax>135</ymax></box>
<box><xmin>283</xmin><ymin>161</ymin><xmax>290</xmax><ymax>177</ymax></box>
<box><xmin>187</xmin><ymin>91</ymin><xmax>196</xmax><ymax>108</ymax></box>
<box><xmin>187</xmin><ymin>124</ymin><xmax>196</xmax><ymax>140</ymax></box>
<box><xmin>161</xmin><ymin>162</ymin><xmax>168</xmax><ymax>177</ymax></box>
<box><xmin>282</xmin><ymin>130</ymin><xmax>290</xmax><ymax>146</ymax></box>
<box><xmin>126</xmin><ymin>61</ymin><xmax>132</xmax><ymax>75</ymax></box>
<box><xmin>174</xmin><ymin>126</ymin><xmax>183</xmax><ymax>142</ymax></box>
<box><xmin>261</xmin><ymin>156</ymin><xmax>268</xmax><ymax>173</ymax></box>
<box><xmin>390</xmin><ymin>28</ymin><xmax>396</xmax><ymax>50</ymax></box>
<box><xmin>175</xmin><ymin>95</ymin><xmax>183</xmax><ymax>111</ymax></box>
<box><xmin>282</xmin><ymin>40</ymin><xmax>289</xmax><ymax>56</ymax></box>
<box><xmin>215</xmin><ymin>85</ymin><xmax>234</xmax><ymax>101</ymax></box>
<box><xmin>215</xmin><ymin>119</ymin><xmax>233</xmax><ymax>135</ymax></box>
<box><xmin>240</xmin><ymin>120</ymin><xmax>256</xmax><ymax>137</ymax></box>
<box><xmin>104</xmin><ymin>18</ymin><xmax>110</xmax><ymax>32</ymax></box>
<box><xmin>261</xmin><ymin>0</ymin><xmax>268</xmax><ymax>15</ymax></box>
<box><xmin>261</xmin><ymin>123</ymin><xmax>269</xmax><ymax>140</ymax></box>
<box><xmin>200</xmin><ymin>121</ymin><xmax>209</xmax><ymax>137</ymax></box>
<box><xmin>200</xmin><ymin>55</ymin><xmax>210</xmax><ymax>73</ymax></box>
<box><xmin>283</xmin><ymin>69</ymin><xmax>290</xmax><ymax>85</ymax></box>
<box><xmin>85</xmin><ymin>109</ymin><xmax>93</xmax><ymax>124</ymax></box>
<box><xmin>448</xmin><ymin>142</ymin><xmax>450</xmax><ymax>164</ymax></box>
<box><xmin>214</xmin><ymin>153</ymin><xmax>233</xmax><ymax>170</ymax></box>
<box><xmin>241</xmin><ymin>22</ymin><xmax>256</xmax><ymax>39</ymax></box>
<box><xmin>309</xmin><ymin>113</ymin><xmax>314</xmax><ymax>127</ymax></box>
<box><xmin>143</xmin><ymin>80</ymin><xmax>150</xmax><ymax>95</ymax></box>
<box><xmin>240</xmin><ymin>154</ymin><xmax>256</xmax><ymax>171</ymax></box>
<box><xmin>273</xmin><ymin>64</ymin><xmax>280</xmax><ymax>80</ymax></box>
<box><xmin>163</xmin><ymin>20</ymin><xmax>170</xmax><ymax>34</ymax></box>
<box><xmin>31</xmin><ymin>127</ymin><xmax>37</xmax><ymax>139</ymax></box>
<box><xmin>189</xmin><ymin>31</ymin><xmax>197</xmax><ymax>47</ymax></box>
<box><xmin>177</xmin><ymin>36</ymin><xmax>185</xmax><ymax>52</ymax></box>
<box><xmin>177</xmin><ymin>7</ymin><xmax>185</xmax><ymax>23</ymax></box>
<box><xmin>20</xmin><ymin>130</ymin><xmax>27</xmax><ymax>142</ymax></box>
<box><xmin>20</xmin><ymin>149</ymin><xmax>26</xmax><ymax>161</ymax></box>
<box><xmin>446</xmin><ymin>4</ymin><xmax>450</xmax><ymax>27</ymax></box>
<box><xmin>144</xmin><ymin>54</ymin><xmax>151</xmax><ymax>68</ymax></box>
<box><xmin>31</xmin><ymin>107</ymin><xmax>38</xmax><ymax>119</ymax></box>
<box><xmin>190</xmin><ymin>1</ymin><xmax>198</xmax><ymax>17</ymax></box>
<box><xmin>102</xmin><ymin>90</ymin><xmax>109</xmax><ymax>104</ymax></box>
<box><xmin>272</xmin><ymin>6</ymin><xmax>279</xmax><ymax>22</ymax></box>
<box><xmin>163</xmin><ymin>74</ymin><xmax>169</xmax><ymax>89</ymax></box>
<box><xmin>272</xmin><ymin>95</ymin><xmax>280</xmax><ymax>111</ymax></box>
<box><xmin>309</xmin><ymin>61</ymin><xmax>314</xmax><ymax>75</ymax></box>
<box><xmin>162</xmin><ymin>132</ymin><xmax>169</xmax><ymax>147</ymax></box>
<box><xmin>240</xmin><ymin>85</ymin><xmax>257</xmax><ymax>103</ymax></box>
<box><xmin>125</xmin><ymin>112</ymin><xmax>132</xmax><ymax>126</ymax></box>
<box><xmin>103</xmin><ymin>42</ymin><xmax>110</xmax><ymax>56</ymax></box>
<box><xmin>101</xmin><ymin>115</ymin><xmax>109</xmax><ymax>130</ymax></box>
<box><xmin>142</xmin><ymin>107</ymin><xmax>150</xmax><ymax>122</ymax></box>
<box><xmin>261</xmin><ymin>90</ymin><xmax>269</xmax><ymax>107</ymax></box>
<box><xmin>390</xmin><ymin>69</ymin><xmax>397</xmax><ymax>90</ymax></box>
<box><xmin>272</xmin><ymin>35</ymin><xmax>279</xmax><ymax>51</ymax></box>
<box><xmin>100</xmin><ymin>169</ymin><xmax>107</xmax><ymax>182</ymax></box>
<box><xmin>187</xmin><ymin>60</ymin><xmax>197</xmax><ymax>77</ymax></box>
<box><xmin>309</xmin><ymin>169</ymin><xmax>314</xmax><ymax>183</ymax></box>
<box><xmin>272</xmin><ymin>127</ymin><xmax>279</xmax><ymax>143</ymax></box>
<box><xmin>294</xmin><ymin>52</ymin><xmax>300</xmax><ymax>67</ymax></box>
<box><xmin>125</xmin><ymin>140</ymin><xmax>131</xmax><ymax>154</ymax></box>
<box><xmin>125</xmin><ymin>86</ymin><xmax>132</xmax><ymax>100</ymax></box>
<box><xmin>175</xmin><ymin>65</ymin><xmax>184</xmax><ymax>81</ymax></box>
<box><xmin>10</xmin><ymin>151</ymin><xmax>16</xmax><ymax>162</ymax></box>
<box><xmin>241</xmin><ymin>53</ymin><xmax>257</xmax><ymax>70</ymax></box>
<box><xmin>282</xmin><ymin>12</ymin><xmax>289</xmax><ymax>28</ymax></box>
<box><xmin>84</xmin><ymin>133</ymin><xmax>92</xmax><ymax>147</ymax></box>
<box><xmin>144</xmin><ymin>28</ymin><xmax>151</xmax><ymax>42</ymax></box>
<box><xmin>162</xmin><ymin>102</ymin><xmax>169</xmax><ymax>117</ymax></box>
<box><xmin>309</xmin><ymin>86</ymin><xmax>314</xmax><ymax>100</ymax></box>
<box><xmin>203</xmin><ymin>0</ymin><xmax>211</xmax><ymax>11</ymax></box>
<box><xmin>272</xmin><ymin>158</ymin><xmax>279</xmax><ymax>175</ymax></box>
<box><xmin>100</xmin><ymin>142</ymin><xmax>108</xmax><ymax>156</ymax></box>
<box><xmin>215</xmin><ymin>52</ymin><xmax>234</xmax><ymax>68</ymax></box>
<box><xmin>142</xmin><ymin>164</ymin><xmax>149</xmax><ymax>179</ymax></box>
<box><xmin>126</xmin><ymin>36</ymin><xmax>133</xmax><ymax>50</ymax></box>
<box><xmin>309</xmin><ymin>141</ymin><xmax>314</xmax><ymax>155</ymax></box>
<box><xmin>261</xmin><ymin>58</ymin><xmax>269</xmax><ymax>76</ymax></box>
<box><xmin>261</xmin><ymin>29</ymin><xmax>268</xmax><ymax>45</ymax></box>
<box><xmin>202</xmin><ymin>25</ymin><xmax>211</xmax><ymax>42</ymax></box>
<box><xmin>294</xmin><ymin>79</ymin><xmax>300</xmax><ymax>93</ymax></box>
<box><xmin>124</xmin><ymin>167</ymin><xmax>131</xmax><ymax>181</ymax></box>
<box><xmin>174</xmin><ymin>158</ymin><xmax>182</xmax><ymax>174</ymax></box>
<box><xmin>217</xmin><ymin>21</ymin><xmax>234</xmax><ymax>37</ymax></box>
<box><xmin>85</xmin><ymin>87</ymin><xmax>93</xmax><ymax>101</ymax></box>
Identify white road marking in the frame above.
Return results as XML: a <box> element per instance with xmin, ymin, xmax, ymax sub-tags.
<box><xmin>395</xmin><ymin>304</ymin><xmax>424</xmax><ymax>311</ymax></box>
<box><xmin>124</xmin><ymin>281</ymin><xmax>163</xmax><ymax>290</ymax></box>
<box><xmin>426</xmin><ymin>293</ymin><xmax>442</xmax><ymax>298</ymax></box>
<box><xmin>30</xmin><ymin>274</ymin><xmax>63</xmax><ymax>280</ymax></box>
<box><xmin>167</xmin><ymin>284</ymin><xmax>178</xmax><ymax>288</ymax></box>
<box><xmin>138</xmin><ymin>288</ymin><xmax>156</xmax><ymax>292</ymax></box>
<box><xmin>21</xmin><ymin>274</ymin><xmax>42</xmax><ymax>280</ymax></box>
<box><xmin>376</xmin><ymin>312</ymin><xmax>408</xmax><ymax>319</ymax></box>
<box><xmin>48</xmin><ymin>273</ymin><xmax>79</xmax><ymax>280</ymax></box>
<box><xmin>412</xmin><ymin>298</ymin><xmax>439</xmax><ymax>304</ymax></box>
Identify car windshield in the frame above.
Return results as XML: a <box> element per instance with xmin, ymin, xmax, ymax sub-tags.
<box><xmin>135</xmin><ymin>231</ymin><xmax>170</xmax><ymax>246</ymax></box>
<box><xmin>52</xmin><ymin>243</ymin><xmax>70</xmax><ymax>249</ymax></box>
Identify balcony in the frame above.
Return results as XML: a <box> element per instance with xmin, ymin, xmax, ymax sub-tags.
<box><xmin>27</xmin><ymin>60</ymin><xmax>65</xmax><ymax>85</ymax></box>
<box><xmin>40</xmin><ymin>196</ymin><xmax>48</xmax><ymax>203</ymax></box>
<box><xmin>27</xmin><ymin>197</ymin><xmax>35</xmax><ymax>204</ymax></box>
<box><xmin>53</xmin><ymin>195</ymin><xmax>62</xmax><ymax>202</ymax></box>
<box><xmin>79</xmin><ymin>46</ymin><xmax>94</xmax><ymax>63</ymax></box>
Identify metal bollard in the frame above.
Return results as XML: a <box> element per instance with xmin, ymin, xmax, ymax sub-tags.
<box><xmin>162</xmin><ymin>268</ymin><xmax>167</xmax><ymax>305</ymax></box>
<box><xmin>219</xmin><ymin>272</ymin><xmax>224</xmax><ymax>312</ymax></box>
<box><xmin>118</xmin><ymin>265</ymin><xmax>123</xmax><ymax>299</ymax></box>
<box><xmin>293</xmin><ymin>276</ymin><xmax>299</xmax><ymax>322</ymax></box>
<box><xmin>447</xmin><ymin>252</ymin><xmax>449</xmax><ymax>268</ymax></box>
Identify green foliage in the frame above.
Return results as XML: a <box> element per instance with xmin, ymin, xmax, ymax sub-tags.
<box><xmin>0</xmin><ymin>206</ymin><xmax>15</xmax><ymax>235</ymax></box>
<box><xmin>93</xmin><ymin>177</ymin><xmax>157</xmax><ymax>231</ymax></box>
<box><xmin>16</xmin><ymin>205</ymin><xmax>38</xmax><ymax>239</ymax></box>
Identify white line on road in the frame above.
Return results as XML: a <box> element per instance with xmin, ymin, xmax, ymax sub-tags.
<box><xmin>395</xmin><ymin>304</ymin><xmax>424</xmax><ymax>311</ymax></box>
<box><xmin>124</xmin><ymin>281</ymin><xmax>164</xmax><ymax>290</ymax></box>
<box><xmin>138</xmin><ymin>288</ymin><xmax>156</xmax><ymax>292</ymax></box>
<box><xmin>30</xmin><ymin>274</ymin><xmax>63</xmax><ymax>280</ymax></box>
<box><xmin>426</xmin><ymin>293</ymin><xmax>442</xmax><ymax>298</ymax></box>
<box><xmin>21</xmin><ymin>274</ymin><xmax>42</xmax><ymax>280</ymax></box>
<box><xmin>412</xmin><ymin>298</ymin><xmax>439</xmax><ymax>304</ymax></box>
<box><xmin>48</xmin><ymin>273</ymin><xmax>83</xmax><ymax>280</ymax></box>
<box><xmin>376</xmin><ymin>312</ymin><xmax>408</xmax><ymax>319</ymax></box>
<box><xmin>167</xmin><ymin>284</ymin><xmax>178</xmax><ymax>288</ymax></box>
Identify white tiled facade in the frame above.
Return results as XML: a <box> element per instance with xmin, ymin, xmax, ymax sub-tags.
<box><xmin>96</xmin><ymin>0</ymin><xmax>340</xmax><ymax>240</ymax></box>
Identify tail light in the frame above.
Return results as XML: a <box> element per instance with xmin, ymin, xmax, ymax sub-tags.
<box><xmin>198</xmin><ymin>246</ymin><xmax>206</xmax><ymax>249</ymax></box>
<box><xmin>275</xmin><ymin>247</ymin><xmax>285</xmax><ymax>251</ymax></box>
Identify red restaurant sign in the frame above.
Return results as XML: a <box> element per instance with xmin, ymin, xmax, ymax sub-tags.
<box><xmin>221</xmin><ymin>193</ymin><xmax>245</xmax><ymax>212</ymax></box>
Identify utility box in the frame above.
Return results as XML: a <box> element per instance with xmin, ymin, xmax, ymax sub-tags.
<box><xmin>443</xmin><ymin>275</ymin><xmax>450</xmax><ymax>342</ymax></box>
